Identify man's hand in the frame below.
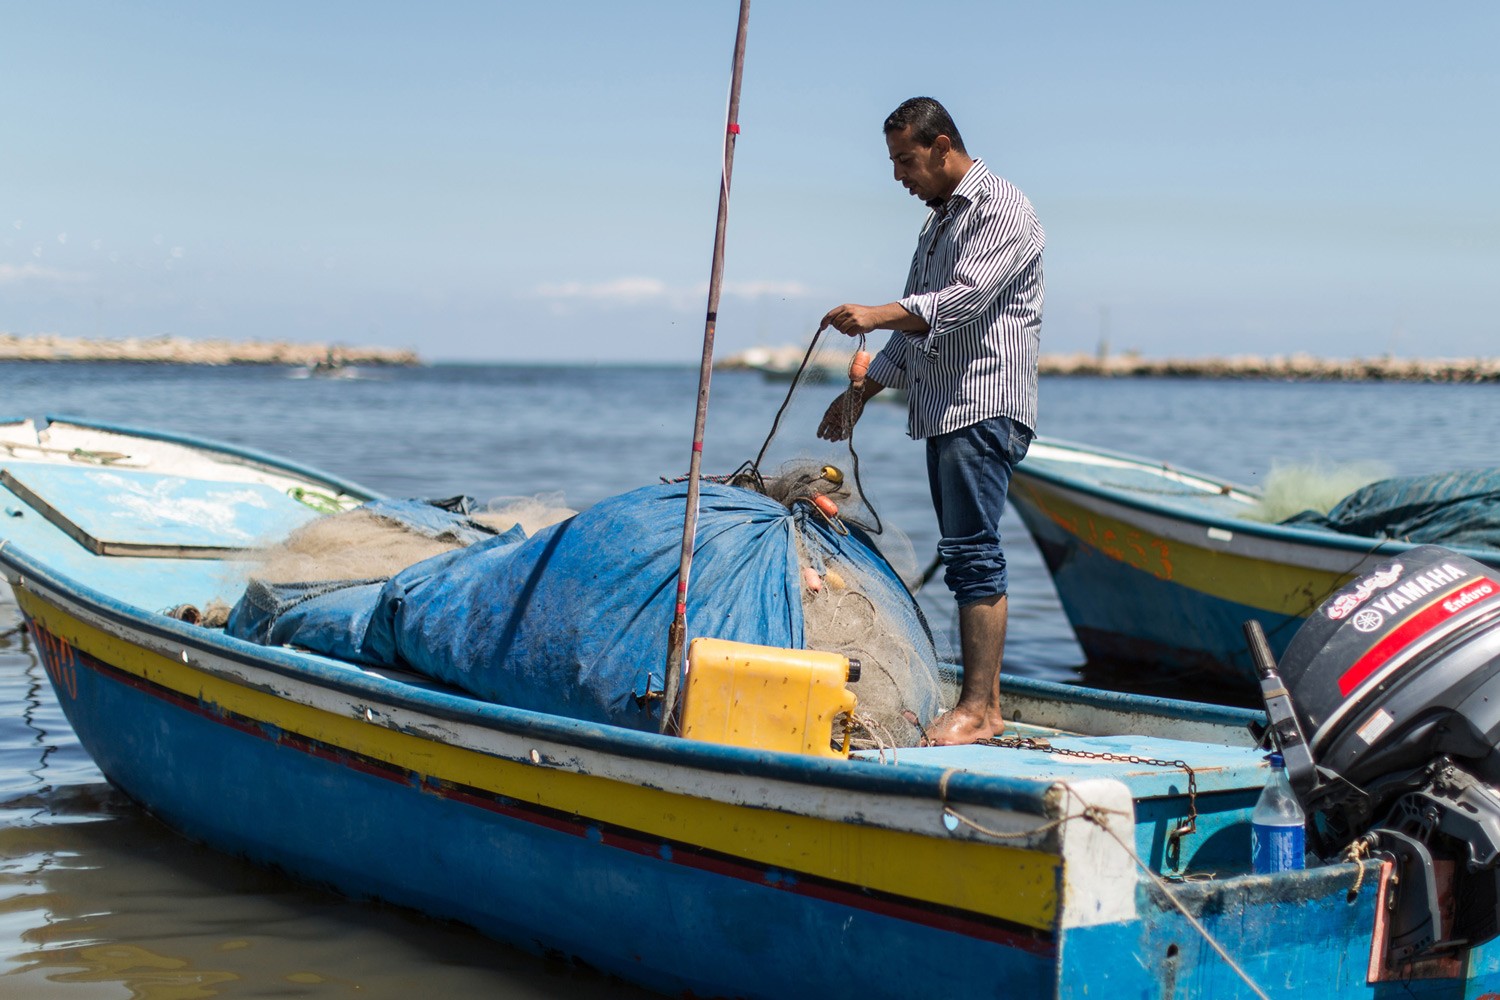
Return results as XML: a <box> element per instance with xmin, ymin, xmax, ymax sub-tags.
<box><xmin>817</xmin><ymin>387</ymin><xmax>868</xmax><ymax>442</ymax></box>
<box><xmin>819</xmin><ymin>302</ymin><xmax>928</xmax><ymax>337</ymax></box>
<box><xmin>820</xmin><ymin>303</ymin><xmax>883</xmax><ymax>337</ymax></box>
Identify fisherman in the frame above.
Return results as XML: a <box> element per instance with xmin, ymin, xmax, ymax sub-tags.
<box><xmin>816</xmin><ymin>96</ymin><xmax>1044</xmax><ymax>746</ymax></box>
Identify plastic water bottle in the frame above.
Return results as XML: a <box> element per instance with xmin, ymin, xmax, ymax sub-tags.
<box><xmin>1251</xmin><ymin>752</ymin><xmax>1306</xmax><ymax>873</ymax></box>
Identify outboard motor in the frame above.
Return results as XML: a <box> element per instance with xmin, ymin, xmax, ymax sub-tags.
<box><xmin>1250</xmin><ymin>545</ymin><xmax>1500</xmax><ymax>966</ymax></box>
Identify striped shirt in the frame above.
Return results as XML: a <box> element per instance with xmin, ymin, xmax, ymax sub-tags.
<box><xmin>865</xmin><ymin>158</ymin><xmax>1045</xmax><ymax>440</ymax></box>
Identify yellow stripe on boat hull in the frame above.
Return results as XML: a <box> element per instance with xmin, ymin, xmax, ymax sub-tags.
<box><xmin>17</xmin><ymin>588</ymin><xmax>1062</xmax><ymax>933</ymax></box>
<box><xmin>1012</xmin><ymin>479</ymin><xmax>1357</xmax><ymax>617</ymax></box>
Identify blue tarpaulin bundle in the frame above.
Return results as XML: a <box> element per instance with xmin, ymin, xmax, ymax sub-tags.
<box><xmin>1281</xmin><ymin>469</ymin><xmax>1500</xmax><ymax>551</ymax></box>
<box><xmin>227</xmin><ymin>481</ymin><xmax>936</xmax><ymax>731</ymax></box>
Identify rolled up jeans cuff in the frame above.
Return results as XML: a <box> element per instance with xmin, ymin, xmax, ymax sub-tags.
<box><xmin>938</xmin><ymin>530</ymin><xmax>1008</xmax><ymax>606</ymax></box>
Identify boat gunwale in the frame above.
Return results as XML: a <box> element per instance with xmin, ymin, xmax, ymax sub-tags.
<box><xmin>1018</xmin><ymin>436</ymin><xmax>1500</xmax><ymax>564</ymax></box>
<box><xmin>1</xmin><ymin>535</ymin><xmax>1270</xmax><ymax>820</ymax></box>
<box><xmin>1</xmin><ymin>540</ymin><xmax>1057</xmax><ymax>813</ymax></box>
<box><xmin>1</xmin><ymin>418</ymin><xmax>1261</xmax><ymax>812</ymax></box>
<box><xmin>15</xmin><ymin>413</ymin><xmax>383</xmax><ymax>500</ymax></box>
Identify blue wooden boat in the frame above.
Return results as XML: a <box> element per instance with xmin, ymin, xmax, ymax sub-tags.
<box><xmin>1008</xmin><ymin>438</ymin><xmax>1500</xmax><ymax>689</ymax></box>
<box><xmin>3</xmin><ymin>415</ymin><xmax>1498</xmax><ymax>997</ymax></box>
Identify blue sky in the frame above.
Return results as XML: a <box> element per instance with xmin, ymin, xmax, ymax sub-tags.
<box><xmin>3</xmin><ymin>1</ymin><xmax>1496</xmax><ymax>363</ymax></box>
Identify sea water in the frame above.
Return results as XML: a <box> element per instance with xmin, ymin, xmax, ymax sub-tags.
<box><xmin>2</xmin><ymin>363</ymin><xmax>1499</xmax><ymax>998</ymax></box>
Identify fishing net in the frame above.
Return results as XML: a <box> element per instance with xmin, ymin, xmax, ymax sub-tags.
<box><xmin>743</xmin><ymin>460</ymin><xmax>951</xmax><ymax>749</ymax></box>
<box><xmin>246</xmin><ymin>495</ymin><xmax>576</xmax><ymax>584</ymax></box>
<box><xmin>795</xmin><ymin>529</ymin><xmax>952</xmax><ymax>750</ymax></box>
<box><xmin>224</xmin><ymin>482</ymin><xmax>949</xmax><ymax>747</ymax></box>
<box><xmin>715</xmin><ymin>327</ymin><xmax>958</xmax><ymax>748</ymax></box>
<box><xmin>1279</xmin><ymin>468</ymin><xmax>1500</xmax><ymax>550</ymax></box>
<box><xmin>1242</xmin><ymin>461</ymin><xmax>1390</xmax><ymax>523</ymax></box>
<box><xmin>733</xmin><ymin>332</ymin><xmax>893</xmax><ymax>538</ymax></box>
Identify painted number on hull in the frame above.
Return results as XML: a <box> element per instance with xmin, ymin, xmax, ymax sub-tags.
<box><xmin>1049</xmin><ymin>510</ymin><xmax>1174</xmax><ymax>580</ymax></box>
<box><xmin>31</xmin><ymin>621</ymin><xmax>79</xmax><ymax>701</ymax></box>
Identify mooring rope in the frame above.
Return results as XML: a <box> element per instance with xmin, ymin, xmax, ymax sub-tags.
<box><xmin>939</xmin><ymin>778</ymin><xmax>1271</xmax><ymax>1000</ymax></box>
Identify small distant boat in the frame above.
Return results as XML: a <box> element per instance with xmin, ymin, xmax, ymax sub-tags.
<box><xmin>743</xmin><ymin>358</ymin><xmax>910</xmax><ymax>405</ymax></box>
<box><xmin>732</xmin><ymin>345</ymin><xmax>844</xmax><ymax>384</ymax></box>
<box><xmin>1007</xmin><ymin>437</ymin><xmax>1500</xmax><ymax>688</ymax></box>
<box><xmin>755</xmin><ymin>360</ymin><xmax>835</xmax><ymax>383</ymax></box>
<box><xmin>310</xmin><ymin>359</ymin><xmax>353</xmax><ymax>377</ymax></box>
<box><xmin>289</xmin><ymin>350</ymin><xmax>360</xmax><ymax>380</ymax></box>
<box><xmin>5</xmin><ymin>416</ymin><xmax>1500</xmax><ymax>996</ymax></box>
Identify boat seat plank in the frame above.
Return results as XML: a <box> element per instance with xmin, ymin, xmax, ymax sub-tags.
<box><xmin>1</xmin><ymin>462</ymin><xmax>320</xmax><ymax>558</ymax></box>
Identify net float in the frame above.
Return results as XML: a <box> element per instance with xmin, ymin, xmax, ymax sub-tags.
<box><xmin>849</xmin><ymin>350</ymin><xmax>870</xmax><ymax>386</ymax></box>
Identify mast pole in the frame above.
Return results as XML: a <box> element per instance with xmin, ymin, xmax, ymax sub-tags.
<box><xmin>660</xmin><ymin>0</ymin><xmax>751</xmax><ymax>735</ymax></box>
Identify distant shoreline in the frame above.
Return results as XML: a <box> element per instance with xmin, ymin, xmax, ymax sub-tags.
<box><xmin>719</xmin><ymin>346</ymin><xmax>1500</xmax><ymax>384</ymax></box>
<box><xmin>0</xmin><ymin>336</ymin><xmax>1493</xmax><ymax>382</ymax></box>
<box><xmin>1036</xmin><ymin>351</ymin><xmax>1500</xmax><ymax>383</ymax></box>
<box><xmin>0</xmin><ymin>334</ymin><xmax>419</xmax><ymax>367</ymax></box>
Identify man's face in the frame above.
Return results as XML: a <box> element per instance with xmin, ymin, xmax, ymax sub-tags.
<box><xmin>886</xmin><ymin>126</ymin><xmax>949</xmax><ymax>204</ymax></box>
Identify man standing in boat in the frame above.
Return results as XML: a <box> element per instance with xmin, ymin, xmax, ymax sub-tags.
<box><xmin>817</xmin><ymin>96</ymin><xmax>1044</xmax><ymax>746</ymax></box>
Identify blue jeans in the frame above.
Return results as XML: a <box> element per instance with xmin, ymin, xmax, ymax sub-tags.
<box><xmin>925</xmin><ymin>416</ymin><xmax>1033</xmax><ymax>607</ymax></box>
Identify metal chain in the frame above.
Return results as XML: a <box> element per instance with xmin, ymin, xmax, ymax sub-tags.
<box><xmin>977</xmin><ymin>736</ymin><xmax>1199</xmax><ymax>838</ymax></box>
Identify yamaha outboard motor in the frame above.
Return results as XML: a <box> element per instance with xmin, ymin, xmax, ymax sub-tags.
<box><xmin>1251</xmin><ymin>545</ymin><xmax>1500</xmax><ymax>965</ymax></box>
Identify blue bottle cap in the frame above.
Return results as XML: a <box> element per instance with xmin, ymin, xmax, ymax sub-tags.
<box><xmin>1268</xmin><ymin>752</ymin><xmax>1284</xmax><ymax>767</ymax></box>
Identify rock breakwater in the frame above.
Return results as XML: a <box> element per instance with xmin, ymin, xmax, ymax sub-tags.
<box><xmin>1038</xmin><ymin>351</ymin><xmax>1500</xmax><ymax>383</ymax></box>
<box><xmin>0</xmin><ymin>333</ymin><xmax>419</xmax><ymax>367</ymax></box>
<box><xmin>718</xmin><ymin>346</ymin><xmax>1500</xmax><ymax>383</ymax></box>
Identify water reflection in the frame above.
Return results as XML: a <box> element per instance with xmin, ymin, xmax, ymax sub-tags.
<box><xmin>6</xmin><ymin>369</ymin><xmax>1495</xmax><ymax>997</ymax></box>
<box><xmin>0</xmin><ymin>801</ymin><xmax>659</xmax><ymax>997</ymax></box>
<box><xmin>0</xmin><ymin>595</ymin><xmax>653</xmax><ymax>999</ymax></box>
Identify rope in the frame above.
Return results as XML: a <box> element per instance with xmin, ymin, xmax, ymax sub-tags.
<box><xmin>1342</xmin><ymin>836</ymin><xmax>1375</xmax><ymax>898</ymax></box>
<box><xmin>1097</xmin><ymin>814</ymin><xmax>1271</xmax><ymax>1000</ymax></box>
<box><xmin>748</xmin><ymin>326</ymin><xmax>886</xmax><ymax>534</ymax></box>
<box><xmin>751</xmin><ymin>326</ymin><xmax>828</xmax><ymax>475</ymax></box>
<box><xmin>845</xmin><ymin>711</ymin><xmax>900</xmax><ymax>763</ymax></box>
<box><xmin>287</xmin><ymin>487</ymin><xmax>348</xmax><ymax>514</ymax></box>
<box><xmin>938</xmin><ymin>768</ymin><xmax>1122</xmax><ymax>840</ymax></box>
<box><xmin>841</xmin><ymin>333</ymin><xmax>883</xmax><ymax>535</ymax></box>
<box><xmin>1270</xmin><ymin>534</ymin><xmax>1394</xmax><ymax>643</ymax></box>
<box><xmin>1</xmin><ymin>442</ymin><xmax>131</xmax><ymax>464</ymax></box>
<box><xmin>939</xmin><ymin>777</ymin><xmax>1270</xmax><ymax>1000</ymax></box>
<box><xmin>913</xmin><ymin>551</ymin><xmax>943</xmax><ymax>593</ymax></box>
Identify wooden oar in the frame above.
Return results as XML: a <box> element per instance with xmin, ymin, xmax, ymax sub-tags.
<box><xmin>660</xmin><ymin>0</ymin><xmax>752</xmax><ymax>735</ymax></box>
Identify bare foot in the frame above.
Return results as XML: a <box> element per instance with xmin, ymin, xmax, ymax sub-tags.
<box><xmin>920</xmin><ymin>706</ymin><xmax>1004</xmax><ymax>746</ymax></box>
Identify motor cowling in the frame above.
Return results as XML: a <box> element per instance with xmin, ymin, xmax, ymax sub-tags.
<box><xmin>1254</xmin><ymin>545</ymin><xmax>1500</xmax><ymax>961</ymax></box>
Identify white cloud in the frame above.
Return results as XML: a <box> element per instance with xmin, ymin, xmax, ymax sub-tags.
<box><xmin>534</xmin><ymin>277</ymin><xmax>669</xmax><ymax>304</ymax></box>
<box><xmin>531</xmin><ymin>276</ymin><xmax>815</xmax><ymax>308</ymax></box>
<box><xmin>722</xmin><ymin>279</ymin><xmax>813</xmax><ymax>299</ymax></box>
<box><xmin>0</xmin><ymin>262</ymin><xmax>86</xmax><ymax>285</ymax></box>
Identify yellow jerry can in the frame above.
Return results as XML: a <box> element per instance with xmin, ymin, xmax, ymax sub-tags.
<box><xmin>681</xmin><ymin>637</ymin><xmax>859</xmax><ymax>758</ymax></box>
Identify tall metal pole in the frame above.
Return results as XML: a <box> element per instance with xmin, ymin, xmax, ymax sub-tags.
<box><xmin>660</xmin><ymin>0</ymin><xmax>751</xmax><ymax>735</ymax></box>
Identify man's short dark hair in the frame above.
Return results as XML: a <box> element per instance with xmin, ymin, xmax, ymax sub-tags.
<box><xmin>883</xmin><ymin>97</ymin><xmax>966</xmax><ymax>154</ymax></box>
